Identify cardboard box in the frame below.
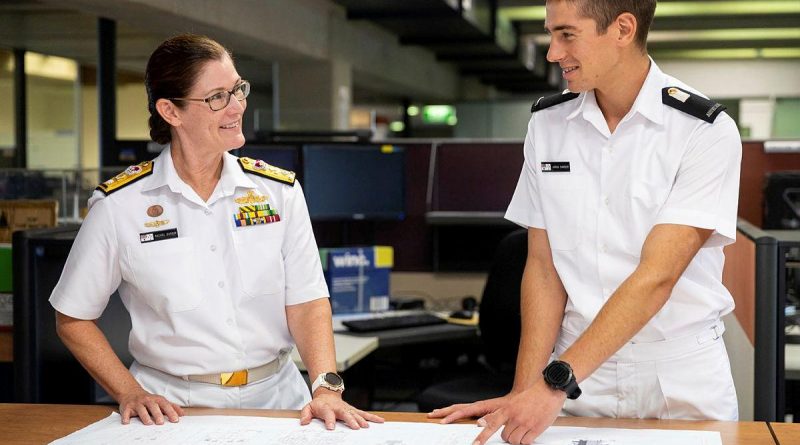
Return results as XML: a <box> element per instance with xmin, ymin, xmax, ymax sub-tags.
<box><xmin>320</xmin><ymin>246</ymin><xmax>393</xmax><ymax>314</ymax></box>
<box><xmin>0</xmin><ymin>199</ymin><xmax>58</xmax><ymax>243</ymax></box>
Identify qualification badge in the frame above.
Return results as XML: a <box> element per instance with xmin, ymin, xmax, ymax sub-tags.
<box><xmin>233</xmin><ymin>190</ymin><xmax>281</xmax><ymax>227</ymax></box>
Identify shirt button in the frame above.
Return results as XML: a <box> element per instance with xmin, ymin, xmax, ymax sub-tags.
<box><xmin>226</xmin><ymin>319</ymin><xmax>234</xmax><ymax>326</ymax></box>
<box><xmin>600</xmin><ymin>244</ymin><xmax>608</xmax><ymax>253</ymax></box>
<box><xmin>218</xmin><ymin>281</ymin><xmax>225</xmax><ymax>288</ymax></box>
<box><xmin>210</xmin><ymin>244</ymin><xmax>217</xmax><ymax>252</ymax></box>
<box><xmin>602</xmin><ymin>196</ymin><xmax>610</xmax><ymax>206</ymax></box>
<box><xmin>204</xmin><ymin>209</ymin><xmax>212</xmax><ymax>215</ymax></box>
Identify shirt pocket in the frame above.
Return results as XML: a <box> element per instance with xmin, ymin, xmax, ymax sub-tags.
<box><xmin>126</xmin><ymin>237</ymin><xmax>204</xmax><ymax>313</ymax></box>
<box><xmin>231</xmin><ymin>223</ymin><xmax>285</xmax><ymax>300</ymax></box>
<box><xmin>538</xmin><ymin>174</ymin><xmax>587</xmax><ymax>251</ymax></box>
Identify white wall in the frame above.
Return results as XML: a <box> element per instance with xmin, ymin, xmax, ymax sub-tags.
<box><xmin>655</xmin><ymin>59</ymin><xmax>800</xmax><ymax>99</ymax></box>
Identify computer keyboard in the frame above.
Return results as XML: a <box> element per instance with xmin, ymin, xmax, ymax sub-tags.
<box><xmin>342</xmin><ymin>313</ymin><xmax>447</xmax><ymax>332</ymax></box>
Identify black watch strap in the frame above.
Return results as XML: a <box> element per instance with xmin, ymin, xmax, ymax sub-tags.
<box><xmin>562</xmin><ymin>376</ymin><xmax>582</xmax><ymax>400</ymax></box>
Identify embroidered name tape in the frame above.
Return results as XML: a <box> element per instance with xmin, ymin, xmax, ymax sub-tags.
<box><xmin>541</xmin><ymin>162</ymin><xmax>570</xmax><ymax>172</ymax></box>
<box><xmin>140</xmin><ymin>228</ymin><xmax>179</xmax><ymax>243</ymax></box>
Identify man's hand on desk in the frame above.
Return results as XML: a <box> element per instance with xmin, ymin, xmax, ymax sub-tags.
<box><xmin>300</xmin><ymin>391</ymin><xmax>385</xmax><ymax>430</ymax></box>
<box><xmin>428</xmin><ymin>378</ymin><xmax>565</xmax><ymax>445</ymax></box>
<box><xmin>118</xmin><ymin>389</ymin><xmax>184</xmax><ymax>425</ymax></box>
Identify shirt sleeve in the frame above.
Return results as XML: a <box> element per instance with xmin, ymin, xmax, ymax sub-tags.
<box><xmin>282</xmin><ymin>181</ymin><xmax>330</xmax><ymax>305</ymax></box>
<box><xmin>49</xmin><ymin>195</ymin><xmax>122</xmax><ymax>320</ymax></box>
<box><xmin>505</xmin><ymin>117</ymin><xmax>546</xmax><ymax>229</ymax></box>
<box><xmin>654</xmin><ymin>115</ymin><xmax>742</xmax><ymax>247</ymax></box>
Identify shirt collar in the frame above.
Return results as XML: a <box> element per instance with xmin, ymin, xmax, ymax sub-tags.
<box><xmin>566</xmin><ymin>56</ymin><xmax>665</xmax><ymax>127</ymax></box>
<box><xmin>140</xmin><ymin>146</ymin><xmax>257</xmax><ymax>196</ymax></box>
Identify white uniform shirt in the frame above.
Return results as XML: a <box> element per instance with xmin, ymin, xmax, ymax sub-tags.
<box><xmin>506</xmin><ymin>60</ymin><xmax>742</xmax><ymax>342</ymax></box>
<box><xmin>50</xmin><ymin>147</ymin><xmax>329</xmax><ymax>376</ymax></box>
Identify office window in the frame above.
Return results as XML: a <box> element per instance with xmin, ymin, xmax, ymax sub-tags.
<box><xmin>773</xmin><ymin>98</ymin><xmax>800</xmax><ymax>138</ymax></box>
<box><xmin>25</xmin><ymin>52</ymin><xmax>79</xmax><ymax>170</ymax></box>
<box><xmin>0</xmin><ymin>49</ymin><xmax>13</xmax><ymax>151</ymax></box>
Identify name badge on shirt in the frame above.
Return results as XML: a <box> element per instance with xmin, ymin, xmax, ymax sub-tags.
<box><xmin>541</xmin><ymin>161</ymin><xmax>570</xmax><ymax>172</ymax></box>
<box><xmin>140</xmin><ymin>228</ymin><xmax>179</xmax><ymax>243</ymax></box>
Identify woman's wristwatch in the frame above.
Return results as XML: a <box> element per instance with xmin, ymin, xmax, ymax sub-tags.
<box><xmin>542</xmin><ymin>360</ymin><xmax>582</xmax><ymax>399</ymax></box>
<box><xmin>311</xmin><ymin>372</ymin><xmax>345</xmax><ymax>393</ymax></box>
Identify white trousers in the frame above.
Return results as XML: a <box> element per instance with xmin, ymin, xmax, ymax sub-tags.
<box><xmin>130</xmin><ymin>359</ymin><xmax>311</xmax><ymax>410</ymax></box>
<box><xmin>556</xmin><ymin>321</ymin><xmax>739</xmax><ymax>421</ymax></box>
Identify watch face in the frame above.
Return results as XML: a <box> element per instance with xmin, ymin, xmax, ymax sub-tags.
<box><xmin>324</xmin><ymin>373</ymin><xmax>343</xmax><ymax>386</ymax></box>
<box><xmin>544</xmin><ymin>362</ymin><xmax>571</xmax><ymax>387</ymax></box>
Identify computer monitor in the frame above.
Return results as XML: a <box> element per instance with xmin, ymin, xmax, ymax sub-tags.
<box><xmin>233</xmin><ymin>144</ymin><xmax>299</xmax><ymax>173</ymax></box>
<box><xmin>302</xmin><ymin>144</ymin><xmax>405</xmax><ymax>221</ymax></box>
<box><xmin>432</xmin><ymin>143</ymin><xmax>523</xmax><ymax>212</ymax></box>
<box><xmin>763</xmin><ymin>171</ymin><xmax>800</xmax><ymax>230</ymax></box>
<box><xmin>12</xmin><ymin>226</ymin><xmax>132</xmax><ymax>404</ymax></box>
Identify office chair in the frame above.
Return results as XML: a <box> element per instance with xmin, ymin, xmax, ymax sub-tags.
<box><xmin>416</xmin><ymin>229</ymin><xmax>526</xmax><ymax>412</ymax></box>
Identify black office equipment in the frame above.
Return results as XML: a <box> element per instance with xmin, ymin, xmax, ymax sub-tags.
<box><xmin>302</xmin><ymin>144</ymin><xmax>405</xmax><ymax>221</ymax></box>
<box><xmin>342</xmin><ymin>312</ymin><xmax>446</xmax><ymax>332</ymax></box>
<box><xmin>12</xmin><ymin>226</ymin><xmax>132</xmax><ymax>404</ymax></box>
<box><xmin>416</xmin><ymin>229</ymin><xmax>526</xmax><ymax>412</ymax></box>
<box><xmin>763</xmin><ymin>171</ymin><xmax>800</xmax><ymax>230</ymax></box>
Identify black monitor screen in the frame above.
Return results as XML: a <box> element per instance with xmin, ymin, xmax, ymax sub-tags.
<box><xmin>302</xmin><ymin>144</ymin><xmax>405</xmax><ymax>221</ymax></box>
<box><xmin>234</xmin><ymin>144</ymin><xmax>298</xmax><ymax>172</ymax></box>
<box><xmin>764</xmin><ymin>171</ymin><xmax>800</xmax><ymax>230</ymax></box>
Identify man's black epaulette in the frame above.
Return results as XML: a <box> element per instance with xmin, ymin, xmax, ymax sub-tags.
<box><xmin>662</xmin><ymin>86</ymin><xmax>726</xmax><ymax>124</ymax></box>
<box><xmin>531</xmin><ymin>90</ymin><xmax>580</xmax><ymax>113</ymax></box>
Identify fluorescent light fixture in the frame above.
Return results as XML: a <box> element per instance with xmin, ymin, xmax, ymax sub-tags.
<box><xmin>652</xmin><ymin>47</ymin><xmax>800</xmax><ymax>59</ymax></box>
<box><xmin>500</xmin><ymin>1</ymin><xmax>800</xmax><ymax>21</ymax></box>
<box><xmin>389</xmin><ymin>121</ymin><xmax>405</xmax><ymax>132</ymax></box>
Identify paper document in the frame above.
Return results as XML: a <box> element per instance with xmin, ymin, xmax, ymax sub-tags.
<box><xmin>51</xmin><ymin>413</ymin><xmax>722</xmax><ymax>445</ymax></box>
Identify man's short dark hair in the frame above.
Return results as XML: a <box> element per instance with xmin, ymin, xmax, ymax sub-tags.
<box><xmin>566</xmin><ymin>0</ymin><xmax>657</xmax><ymax>50</ymax></box>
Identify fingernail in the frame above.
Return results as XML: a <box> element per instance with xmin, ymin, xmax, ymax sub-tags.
<box><xmin>472</xmin><ymin>441</ymin><xmax>480</xmax><ymax>445</ymax></box>
<box><xmin>477</xmin><ymin>419</ymin><xmax>486</xmax><ymax>427</ymax></box>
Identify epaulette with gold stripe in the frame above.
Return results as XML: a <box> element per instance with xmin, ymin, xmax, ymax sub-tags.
<box><xmin>96</xmin><ymin>161</ymin><xmax>154</xmax><ymax>195</ymax></box>
<box><xmin>238</xmin><ymin>157</ymin><xmax>296</xmax><ymax>186</ymax></box>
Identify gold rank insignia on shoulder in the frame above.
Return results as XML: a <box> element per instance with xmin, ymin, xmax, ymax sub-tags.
<box><xmin>96</xmin><ymin>161</ymin><xmax>154</xmax><ymax>195</ymax></box>
<box><xmin>238</xmin><ymin>157</ymin><xmax>296</xmax><ymax>186</ymax></box>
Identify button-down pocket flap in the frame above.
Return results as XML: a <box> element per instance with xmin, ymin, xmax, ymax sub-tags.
<box><xmin>127</xmin><ymin>237</ymin><xmax>203</xmax><ymax>313</ymax></box>
<box><xmin>538</xmin><ymin>174</ymin><xmax>586</xmax><ymax>250</ymax></box>
<box><xmin>232</xmin><ymin>227</ymin><xmax>284</xmax><ymax>299</ymax></box>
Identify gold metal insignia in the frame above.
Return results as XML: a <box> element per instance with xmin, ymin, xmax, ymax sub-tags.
<box><xmin>144</xmin><ymin>219</ymin><xmax>170</xmax><ymax>228</ymax></box>
<box><xmin>234</xmin><ymin>190</ymin><xmax>268</xmax><ymax>205</ymax></box>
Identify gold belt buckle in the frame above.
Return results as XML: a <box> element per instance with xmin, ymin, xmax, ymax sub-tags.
<box><xmin>220</xmin><ymin>370</ymin><xmax>248</xmax><ymax>386</ymax></box>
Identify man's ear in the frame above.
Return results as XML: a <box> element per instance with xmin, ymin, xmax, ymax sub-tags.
<box><xmin>155</xmin><ymin>98</ymin><xmax>182</xmax><ymax>127</ymax></box>
<box><xmin>615</xmin><ymin>12</ymin><xmax>638</xmax><ymax>48</ymax></box>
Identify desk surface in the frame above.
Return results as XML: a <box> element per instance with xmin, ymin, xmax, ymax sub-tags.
<box><xmin>291</xmin><ymin>333</ymin><xmax>378</xmax><ymax>372</ymax></box>
<box><xmin>770</xmin><ymin>422</ymin><xmax>800</xmax><ymax>445</ymax></box>
<box><xmin>0</xmin><ymin>404</ymin><xmax>776</xmax><ymax>445</ymax></box>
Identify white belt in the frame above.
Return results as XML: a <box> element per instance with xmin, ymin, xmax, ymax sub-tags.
<box><xmin>182</xmin><ymin>349</ymin><xmax>290</xmax><ymax>387</ymax></box>
<box><xmin>557</xmin><ymin>320</ymin><xmax>725</xmax><ymax>363</ymax></box>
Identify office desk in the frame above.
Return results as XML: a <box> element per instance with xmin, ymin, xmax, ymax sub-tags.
<box><xmin>0</xmin><ymin>403</ymin><xmax>776</xmax><ymax>445</ymax></box>
<box><xmin>291</xmin><ymin>333</ymin><xmax>379</xmax><ymax>372</ymax></box>
<box><xmin>769</xmin><ymin>422</ymin><xmax>800</xmax><ymax>445</ymax></box>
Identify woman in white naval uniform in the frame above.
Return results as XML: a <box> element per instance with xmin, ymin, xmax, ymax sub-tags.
<box><xmin>49</xmin><ymin>34</ymin><xmax>383</xmax><ymax>430</ymax></box>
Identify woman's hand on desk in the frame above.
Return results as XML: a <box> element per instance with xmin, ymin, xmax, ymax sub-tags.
<box><xmin>118</xmin><ymin>389</ymin><xmax>184</xmax><ymax>425</ymax></box>
<box><xmin>300</xmin><ymin>391</ymin><xmax>384</xmax><ymax>430</ymax></box>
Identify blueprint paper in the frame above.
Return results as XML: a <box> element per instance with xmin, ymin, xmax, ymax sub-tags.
<box><xmin>50</xmin><ymin>413</ymin><xmax>722</xmax><ymax>445</ymax></box>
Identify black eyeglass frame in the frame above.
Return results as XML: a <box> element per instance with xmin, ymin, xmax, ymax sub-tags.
<box><xmin>169</xmin><ymin>80</ymin><xmax>250</xmax><ymax>111</ymax></box>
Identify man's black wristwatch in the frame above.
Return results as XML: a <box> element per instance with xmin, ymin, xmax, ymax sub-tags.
<box><xmin>542</xmin><ymin>360</ymin><xmax>582</xmax><ymax>400</ymax></box>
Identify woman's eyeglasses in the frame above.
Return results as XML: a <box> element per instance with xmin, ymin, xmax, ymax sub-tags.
<box><xmin>170</xmin><ymin>80</ymin><xmax>250</xmax><ymax>111</ymax></box>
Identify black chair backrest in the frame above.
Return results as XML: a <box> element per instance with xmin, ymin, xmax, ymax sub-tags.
<box><xmin>478</xmin><ymin>228</ymin><xmax>527</xmax><ymax>371</ymax></box>
<box><xmin>13</xmin><ymin>226</ymin><xmax>132</xmax><ymax>403</ymax></box>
